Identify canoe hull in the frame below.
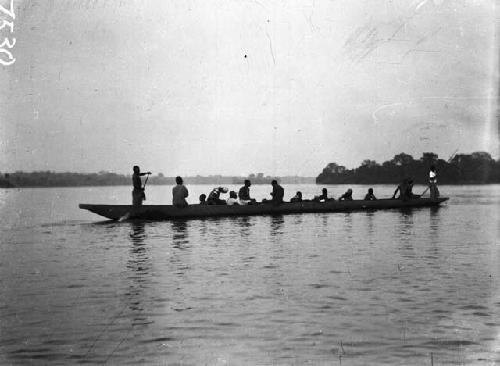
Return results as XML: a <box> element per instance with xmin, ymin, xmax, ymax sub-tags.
<box><xmin>79</xmin><ymin>197</ymin><xmax>449</xmax><ymax>221</ymax></box>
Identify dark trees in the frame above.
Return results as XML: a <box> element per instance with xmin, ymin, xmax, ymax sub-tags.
<box><xmin>316</xmin><ymin>152</ymin><xmax>500</xmax><ymax>184</ymax></box>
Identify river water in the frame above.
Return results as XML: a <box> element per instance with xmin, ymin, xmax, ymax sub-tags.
<box><xmin>0</xmin><ymin>184</ymin><xmax>499</xmax><ymax>365</ymax></box>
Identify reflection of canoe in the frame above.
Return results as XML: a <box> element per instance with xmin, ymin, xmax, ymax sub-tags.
<box><xmin>80</xmin><ymin>197</ymin><xmax>449</xmax><ymax>221</ymax></box>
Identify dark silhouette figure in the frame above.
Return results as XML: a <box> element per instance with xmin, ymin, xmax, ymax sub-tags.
<box><xmin>393</xmin><ymin>179</ymin><xmax>408</xmax><ymax>200</ymax></box>
<box><xmin>364</xmin><ymin>188</ymin><xmax>377</xmax><ymax>200</ymax></box>
<box><xmin>207</xmin><ymin>187</ymin><xmax>228</xmax><ymax>205</ymax></box>
<box><xmin>314</xmin><ymin>188</ymin><xmax>331</xmax><ymax>202</ymax></box>
<box><xmin>270</xmin><ymin>180</ymin><xmax>284</xmax><ymax>204</ymax></box>
<box><xmin>339</xmin><ymin>188</ymin><xmax>353</xmax><ymax>201</ymax></box>
<box><xmin>290</xmin><ymin>191</ymin><xmax>303</xmax><ymax>203</ymax></box>
<box><xmin>263</xmin><ymin>180</ymin><xmax>284</xmax><ymax>205</ymax></box>
<box><xmin>393</xmin><ymin>179</ymin><xmax>418</xmax><ymax>201</ymax></box>
<box><xmin>238</xmin><ymin>179</ymin><xmax>256</xmax><ymax>204</ymax></box>
<box><xmin>429</xmin><ymin>165</ymin><xmax>440</xmax><ymax>200</ymax></box>
<box><xmin>172</xmin><ymin>176</ymin><xmax>189</xmax><ymax>208</ymax></box>
<box><xmin>132</xmin><ymin>166</ymin><xmax>151</xmax><ymax>206</ymax></box>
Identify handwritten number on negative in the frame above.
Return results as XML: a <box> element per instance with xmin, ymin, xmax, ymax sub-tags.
<box><xmin>0</xmin><ymin>19</ymin><xmax>13</xmax><ymax>32</ymax></box>
<box><xmin>0</xmin><ymin>0</ymin><xmax>15</xmax><ymax>19</ymax></box>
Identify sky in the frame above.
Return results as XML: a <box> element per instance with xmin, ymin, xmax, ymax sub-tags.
<box><xmin>0</xmin><ymin>0</ymin><xmax>498</xmax><ymax>176</ymax></box>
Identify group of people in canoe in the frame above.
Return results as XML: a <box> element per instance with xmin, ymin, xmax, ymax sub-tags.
<box><xmin>131</xmin><ymin>165</ymin><xmax>440</xmax><ymax>207</ymax></box>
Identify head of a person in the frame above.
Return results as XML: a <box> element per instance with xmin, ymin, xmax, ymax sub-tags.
<box><xmin>199</xmin><ymin>194</ymin><xmax>206</xmax><ymax>202</ymax></box>
<box><xmin>430</xmin><ymin>165</ymin><xmax>436</xmax><ymax>172</ymax></box>
<box><xmin>220</xmin><ymin>187</ymin><xmax>228</xmax><ymax>193</ymax></box>
<box><xmin>229</xmin><ymin>191</ymin><xmax>237</xmax><ymax>199</ymax></box>
<box><xmin>133</xmin><ymin>165</ymin><xmax>140</xmax><ymax>174</ymax></box>
<box><xmin>322</xmin><ymin>188</ymin><xmax>327</xmax><ymax>195</ymax></box>
<box><xmin>347</xmin><ymin>188</ymin><xmax>352</xmax><ymax>193</ymax></box>
<box><xmin>408</xmin><ymin>179</ymin><xmax>414</xmax><ymax>186</ymax></box>
<box><xmin>271</xmin><ymin>180</ymin><xmax>278</xmax><ymax>186</ymax></box>
<box><xmin>175</xmin><ymin>176</ymin><xmax>183</xmax><ymax>185</ymax></box>
<box><xmin>368</xmin><ymin>188</ymin><xmax>373</xmax><ymax>194</ymax></box>
<box><xmin>296</xmin><ymin>191</ymin><xmax>302</xmax><ymax>198</ymax></box>
<box><xmin>244</xmin><ymin>179</ymin><xmax>251</xmax><ymax>187</ymax></box>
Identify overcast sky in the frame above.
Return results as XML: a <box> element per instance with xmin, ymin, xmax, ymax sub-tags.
<box><xmin>0</xmin><ymin>0</ymin><xmax>498</xmax><ymax>176</ymax></box>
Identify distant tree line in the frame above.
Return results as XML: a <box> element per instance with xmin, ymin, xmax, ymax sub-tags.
<box><xmin>0</xmin><ymin>171</ymin><xmax>315</xmax><ymax>188</ymax></box>
<box><xmin>0</xmin><ymin>171</ymin><xmax>139</xmax><ymax>188</ymax></box>
<box><xmin>316</xmin><ymin>152</ymin><xmax>500</xmax><ymax>184</ymax></box>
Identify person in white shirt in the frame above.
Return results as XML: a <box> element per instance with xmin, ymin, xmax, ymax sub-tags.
<box><xmin>429</xmin><ymin>165</ymin><xmax>439</xmax><ymax>200</ymax></box>
<box><xmin>226</xmin><ymin>191</ymin><xmax>240</xmax><ymax>206</ymax></box>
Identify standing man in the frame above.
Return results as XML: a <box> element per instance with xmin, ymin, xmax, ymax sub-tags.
<box><xmin>172</xmin><ymin>176</ymin><xmax>189</xmax><ymax>208</ymax></box>
<box><xmin>429</xmin><ymin>165</ymin><xmax>440</xmax><ymax>200</ymax></box>
<box><xmin>132</xmin><ymin>165</ymin><xmax>151</xmax><ymax>206</ymax></box>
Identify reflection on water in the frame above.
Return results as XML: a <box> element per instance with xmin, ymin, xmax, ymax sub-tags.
<box><xmin>429</xmin><ymin>206</ymin><xmax>442</xmax><ymax>250</ymax></box>
<box><xmin>270</xmin><ymin>215</ymin><xmax>284</xmax><ymax>237</ymax></box>
<box><xmin>126</xmin><ymin>222</ymin><xmax>152</xmax><ymax>327</ymax></box>
<box><xmin>344</xmin><ymin>212</ymin><xmax>353</xmax><ymax>233</ymax></box>
<box><xmin>399</xmin><ymin>209</ymin><xmax>415</xmax><ymax>232</ymax></box>
<box><xmin>292</xmin><ymin>214</ymin><xmax>303</xmax><ymax>227</ymax></box>
<box><xmin>171</xmin><ymin>220</ymin><xmax>189</xmax><ymax>249</ymax></box>
<box><xmin>169</xmin><ymin>220</ymin><xmax>193</xmax><ymax>282</ymax></box>
<box><xmin>127</xmin><ymin>222</ymin><xmax>150</xmax><ymax>277</ymax></box>
<box><xmin>233</xmin><ymin>215</ymin><xmax>254</xmax><ymax>237</ymax></box>
<box><xmin>129</xmin><ymin>221</ymin><xmax>146</xmax><ymax>244</ymax></box>
<box><xmin>127</xmin><ymin>222</ymin><xmax>151</xmax><ymax>280</ymax></box>
<box><xmin>429</xmin><ymin>206</ymin><xmax>440</xmax><ymax>230</ymax></box>
<box><xmin>198</xmin><ymin>217</ymin><xmax>209</xmax><ymax>237</ymax></box>
<box><xmin>398</xmin><ymin>210</ymin><xmax>416</xmax><ymax>259</ymax></box>
<box><xmin>320</xmin><ymin>213</ymin><xmax>329</xmax><ymax>234</ymax></box>
<box><xmin>365</xmin><ymin>211</ymin><xmax>375</xmax><ymax>236</ymax></box>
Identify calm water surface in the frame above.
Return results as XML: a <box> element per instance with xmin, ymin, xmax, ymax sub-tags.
<box><xmin>1</xmin><ymin>184</ymin><xmax>499</xmax><ymax>365</ymax></box>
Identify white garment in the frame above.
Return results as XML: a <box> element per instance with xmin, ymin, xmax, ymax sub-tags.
<box><xmin>226</xmin><ymin>197</ymin><xmax>239</xmax><ymax>206</ymax></box>
<box><xmin>429</xmin><ymin>171</ymin><xmax>437</xmax><ymax>183</ymax></box>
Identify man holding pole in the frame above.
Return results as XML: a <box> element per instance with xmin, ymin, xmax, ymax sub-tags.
<box><xmin>429</xmin><ymin>165</ymin><xmax>439</xmax><ymax>200</ymax></box>
<box><xmin>132</xmin><ymin>165</ymin><xmax>151</xmax><ymax>206</ymax></box>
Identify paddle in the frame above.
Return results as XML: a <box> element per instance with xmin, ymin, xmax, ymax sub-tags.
<box><xmin>141</xmin><ymin>172</ymin><xmax>151</xmax><ymax>201</ymax></box>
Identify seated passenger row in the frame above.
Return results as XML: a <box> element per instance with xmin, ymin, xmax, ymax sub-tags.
<box><xmin>198</xmin><ymin>183</ymin><xmax>378</xmax><ymax>205</ymax></box>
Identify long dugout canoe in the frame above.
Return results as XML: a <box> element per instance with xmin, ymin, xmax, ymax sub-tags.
<box><xmin>79</xmin><ymin>197</ymin><xmax>449</xmax><ymax>221</ymax></box>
